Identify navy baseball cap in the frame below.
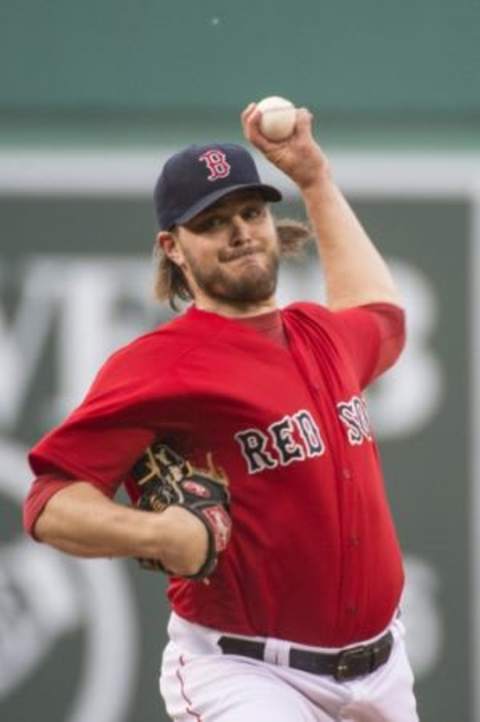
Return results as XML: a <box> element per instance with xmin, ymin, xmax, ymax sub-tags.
<box><xmin>154</xmin><ymin>143</ymin><xmax>282</xmax><ymax>229</ymax></box>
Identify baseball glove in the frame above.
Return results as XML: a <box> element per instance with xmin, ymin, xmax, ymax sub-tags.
<box><xmin>131</xmin><ymin>441</ymin><xmax>232</xmax><ymax>580</ymax></box>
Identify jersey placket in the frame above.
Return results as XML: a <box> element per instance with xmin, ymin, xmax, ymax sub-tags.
<box><xmin>287</xmin><ymin>342</ymin><xmax>363</xmax><ymax>640</ymax></box>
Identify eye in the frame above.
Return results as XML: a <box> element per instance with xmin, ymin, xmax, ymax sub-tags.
<box><xmin>242</xmin><ymin>205</ymin><xmax>264</xmax><ymax>221</ymax></box>
<box><xmin>196</xmin><ymin>215</ymin><xmax>227</xmax><ymax>232</ymax></box>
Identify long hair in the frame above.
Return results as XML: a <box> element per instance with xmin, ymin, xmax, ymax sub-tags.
<box><xmin>153</xmin><ymin>217</ymin><xmax>313</xmax><ymax>311</ymax></box>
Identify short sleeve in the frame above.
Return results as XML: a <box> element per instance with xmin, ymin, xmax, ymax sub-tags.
<box><xmin>23</xmin><ymin>473</ymin><xmax>75</xmax><ymax>538</ymax></box>
<box><xmin>333</xmin><ymin>303</ymin><xmax>406</xmax><ymax>388</ymax></box>
<box><xmin>27</xmin><ymin>344</ymin><xmax>161</xmax><ymax>496</ymax></box>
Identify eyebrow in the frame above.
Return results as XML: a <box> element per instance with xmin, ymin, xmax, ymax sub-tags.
<box><xmin>199</xmin><ymin>195</ymin><xmax>265</xmax><ymax>218</ymax></box>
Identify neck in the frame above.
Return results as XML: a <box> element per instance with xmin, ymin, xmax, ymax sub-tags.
<box><xmin>194</xmin><ymin>294</ymin><xmax>278</xmax><ymax>318</ymax></box>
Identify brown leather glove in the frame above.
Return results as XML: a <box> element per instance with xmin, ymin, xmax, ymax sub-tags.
<box><xmin>131</xmin><ymin>442</ymin><xmax>232</xmax><ymax>580</ymax></box>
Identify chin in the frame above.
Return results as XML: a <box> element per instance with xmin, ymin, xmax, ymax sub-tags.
<box><xmin>230</xmin><ymin>276</ymin><xmax>277</xmax><ymax>304</ymax></box>
<box><xmin>195</xmin><ymin>255</ymin><xmax>279</xmax><ymax>305</ymax></box>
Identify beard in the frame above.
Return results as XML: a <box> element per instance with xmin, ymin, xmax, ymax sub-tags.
<box><xmin>184</xmin><ymin>246</ymin><xmax>280</xmax><ymax>305</ymax></box>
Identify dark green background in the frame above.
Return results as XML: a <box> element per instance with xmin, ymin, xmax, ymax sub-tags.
<box><xmin>1</xmin><ymin>0</ymin><xmax>479</xmax><ymax>148</ymax></box>
<box><xmin>1</xmin><ymin>1</ymin><xmax>478</xmax><ymax>111</ymax></box>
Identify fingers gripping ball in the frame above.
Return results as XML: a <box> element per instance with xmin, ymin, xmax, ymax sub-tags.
<box><xmin>256</xmin><ymin>96</ymin><xmax>297</xmax><ymax>141</ymax></box>
<box><xmin>131</xmin><ymin>442</ymin><xmax>232</xmax><ymax>580</ymax></box>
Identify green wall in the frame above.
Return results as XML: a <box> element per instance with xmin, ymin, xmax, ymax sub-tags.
<box><xmin>1</xmin><ymin>1</ymin><xmax>479</xmax><ymax>148</ymax></box>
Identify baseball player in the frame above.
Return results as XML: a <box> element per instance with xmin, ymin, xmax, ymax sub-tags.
<box><xmin>23</xmin><ymin>104</ymin><xmax>419</xmax><ymax>722</ymax></box>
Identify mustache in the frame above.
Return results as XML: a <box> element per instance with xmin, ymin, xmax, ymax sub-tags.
<box><xmin>219</xmin><ymin>246</ymin><xmax>265</xmax><ymax>263</ymax></box>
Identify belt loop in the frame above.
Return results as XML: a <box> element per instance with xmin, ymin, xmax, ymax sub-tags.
<box><xmin>274</xmin><ymin>639</ymin><xmax>291</xmax><ymax>667</ymax></box>
<box><xmin>263</xmin><ymin>638</ymin><xmax>279</xmax><ymax>665</ymax></box>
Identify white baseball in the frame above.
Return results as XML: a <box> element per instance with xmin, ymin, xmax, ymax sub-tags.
<box><xmin>256</xmin><ymin>96</ymin><xmax>296</xmax><ymax>141</ymax></box>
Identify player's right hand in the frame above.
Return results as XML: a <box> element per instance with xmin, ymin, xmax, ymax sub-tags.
<box><xmin>148</xmin><ymin>505</ymin><xmax>210</xmax><ymax>577</ymax></box>
<box><xmin>241</xmin><ymin>103</ymin><xmax>330</xmax><ymax>192</ymax></box>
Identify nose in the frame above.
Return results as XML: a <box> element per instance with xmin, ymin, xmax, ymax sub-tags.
<box><xmin>229</xmin><ymin>215</ymin><xmax>251</xmax><ymax>245</ymax></box>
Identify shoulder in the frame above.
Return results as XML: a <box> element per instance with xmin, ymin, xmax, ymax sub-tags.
<box><xmin>113</xmin><ymin>312</ymin><xmax>195</xmax><ymax>353</ymax></box>
<box><xmin>282</xmin><ymin>301</ymin><xmax>335</xmax><ymax>327</ymax></box>
<box><xmin>282</xmin><ymin>300</ymin><xmax>404</xmax><ymax>330</ymax></box>
<box><xmin>281</xmin><ymin>300</ymin><xmax>400</xmax><ymax>353</ymax></box>
<box><xmin>91</xmin><ymin>310</ymin><xmax>207</xmax><ymax>386</ymax></box>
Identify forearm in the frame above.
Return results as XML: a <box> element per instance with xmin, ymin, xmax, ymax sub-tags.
<box><xmin>302</xmin><ymin>172</ymin><xmax>402</xmax><ymax>311</ymax></box>
<box><xmin>34</xmin><ymin>482</ymin><xmax>208</xmax><ymax>575</ymax></box>
<box><xmin>241</xmin><ymin>103</ymin><xmax>402</xmax><ymax>311</ymax></box>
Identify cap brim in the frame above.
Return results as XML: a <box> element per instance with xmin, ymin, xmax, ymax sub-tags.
<box><xmin>174</xmin><ymin>183</ymin><xmax>282</xmax><ymax>226</ymax></box>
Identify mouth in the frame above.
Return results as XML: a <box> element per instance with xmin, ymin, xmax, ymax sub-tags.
<box><xmin>223</xmin><ymin>248</ymin><xmax>262</xmax><ymax>263</ymax></box>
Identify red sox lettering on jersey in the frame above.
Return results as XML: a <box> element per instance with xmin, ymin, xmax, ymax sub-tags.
<box><xmin>235</xmin><ymin>397</ymin><xmax>373</xmax><ymax>474</ymax></box>
<box><xmin>199</xmin><ymin>149</ymin><xmax>232</xmax><ymax>181</ymax></box>
<box><xmin>337</xmin><ymin>395</ymin><xmax>372</xmax><ymax>445</ymax></box>
<box><xmin>235</xmin><ymin>409</ymin><xmax>325</xmax><ymax>474</ymax></box>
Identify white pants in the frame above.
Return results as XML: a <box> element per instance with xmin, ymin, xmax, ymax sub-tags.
<box><xmin>160</xmin><ymin>613</ymin><xmax>419</xmax><ymax>722</ymax></box>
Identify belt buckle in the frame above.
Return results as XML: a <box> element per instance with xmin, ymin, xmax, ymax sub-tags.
<box><xmin>334</xmin><ymin>645</ymin><xmax>369</xmax><ymax>681</ymax></box>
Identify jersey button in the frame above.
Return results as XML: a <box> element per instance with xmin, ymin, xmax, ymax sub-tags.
<box><xmin>342</xmin><ymin>468</ymin><xmax>352</xmax><ymax>480</ymax></box>
<box><xmin>349</xmin><ymin>535</ymin><xmax>360</xmax><ymax>547</ymax></box>
<box><xmin>346</xmin><ymin>604</ymin><xmax>358</xmax><ymax>615</ymax></box>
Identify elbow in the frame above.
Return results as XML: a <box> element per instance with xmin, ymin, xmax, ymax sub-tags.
<box><xmin>23</xmin><ymin>474</ymin><xmax>75</xmax><ymax>541</ymax></box>
<box><xmin>31</xmin><ymin>507</ymin><xmax>53</xmax><ymax>544</ymax></box>
<box><xmin>23</xmin><ymin>497</ymin><xmax>51</xmax><ymax>543</ymax></box>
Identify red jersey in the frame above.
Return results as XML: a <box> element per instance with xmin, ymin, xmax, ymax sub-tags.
<box><xmin>24</xmin><ymin>302</ymin><xmax>406</xmax><ymax>647</ymax></box>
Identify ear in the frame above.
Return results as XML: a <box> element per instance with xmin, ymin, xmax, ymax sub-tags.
<box><xmin>157</xmin><ymin>231</ymin><xmax>185</xmax><ymax>267</ymax></box>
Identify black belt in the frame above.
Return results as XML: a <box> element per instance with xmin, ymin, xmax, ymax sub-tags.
<box><xmin>218</xmin><ymin>630</ymin><xmax>393</xmax><ymax>682</ymax></box>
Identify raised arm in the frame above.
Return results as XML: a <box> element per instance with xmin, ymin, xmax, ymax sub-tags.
<box><xmin>242</xmin><ymin>104</ymin><xmax>402</xmax><ymax>311</ymax></box>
